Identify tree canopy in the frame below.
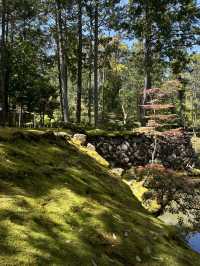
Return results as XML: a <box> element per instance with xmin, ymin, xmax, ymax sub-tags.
<box><xmin>0</xmin><ymin>0</ymin><xmax>200</xmax><ymax>129</ymax></box>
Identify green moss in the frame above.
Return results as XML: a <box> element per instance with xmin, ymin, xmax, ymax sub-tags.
<box><xmin>124</xmin><ymin>180</ymin><xmax>161</xmax><ymax>213</ymax></box>
<box><xmin>0</xmin><ymin>129</ymin><xmax>198</xmax><ymax>265</ymax></box>
<box><xmin>86</xmin><ymin>128</ymin><xmax>136</xmax><ymax>137</ymax></box>
<box><xmin>70</xmin><ymin>140</ymin><xmax>109</xmax><ymax>167</ymax></box>
<box><xmin>86</xmin><ymin>127</ymin><xmax>161</xmax><ymax>137</ymax></box>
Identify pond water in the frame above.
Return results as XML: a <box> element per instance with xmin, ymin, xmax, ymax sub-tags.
<box><xmin>186</xmin><ymin>232</ymin><xmax>200</xmax><ymax>254</ymax></box>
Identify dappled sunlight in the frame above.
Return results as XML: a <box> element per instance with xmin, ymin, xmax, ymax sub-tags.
<box><xmin>2</xmin><ymin>0</ymin><xmax>200</xmax><ymax>263</ymax></box>
<box><xmin>0</xmin><ymin>132</ymin><xmax>199</xmax><ymax>265</ymax></box>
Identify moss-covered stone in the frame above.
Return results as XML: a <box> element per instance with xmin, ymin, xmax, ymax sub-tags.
<box><xmin>70</xmin><ymin>139</ymin><xmax>110</xmax><ymax>167</ymax></box>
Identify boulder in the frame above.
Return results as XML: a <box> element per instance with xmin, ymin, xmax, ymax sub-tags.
<box><xmin>108</xmin><ymin>144</ymin><xmax>113</xmax><ymax>152</ymax></box>
<box><xmin>87</xmin><ymin>143</ymin><xmax>96</xmax><ymax>151</ymax></box>
<box><xmin>72</xmin><ymin>134</ymin><xmax>87</xmax><ymax>145</ymax></box>
<box><xmin>121</xmin><ymin>142</ymin><xmax>129</xmax><ymax>152</ymax></box>
<box><xmin>122</xmin><ymin>157</ymin><xmax>130</xmax><ymax>164</ymax></box>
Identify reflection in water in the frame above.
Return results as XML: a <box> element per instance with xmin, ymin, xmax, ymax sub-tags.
<box><xmin>186</xmin><ymin>232</ymin><xmax>200</xmax><ymax>254</ymax></box>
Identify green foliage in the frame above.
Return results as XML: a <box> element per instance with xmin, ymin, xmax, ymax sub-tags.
<box><xmin>8</xmin><ymin>39</ymin><xmax>59</xmax><ymax>124</ymax></box>
<box><xmin>1</xmin><ymin>0</ymin><xmax>200</xmax><ymax>128</ymax></box>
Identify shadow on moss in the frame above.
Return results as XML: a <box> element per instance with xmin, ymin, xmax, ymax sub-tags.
<box><xmin>0</xmin><ymin>131</ymin><xmax>199</xmax><ymax>265</ymax></box>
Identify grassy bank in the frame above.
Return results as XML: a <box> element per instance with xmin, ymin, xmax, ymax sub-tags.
<box><xmin>0</xmin><ymin>129</ymin><xmax>199</xmax><ymax>265</ymax></box>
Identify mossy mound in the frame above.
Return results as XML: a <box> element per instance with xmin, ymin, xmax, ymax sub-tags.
<box><xmin>0</xmin><ymin>129</ymin><xmax>199</xmax><ymax>265</ymax></box>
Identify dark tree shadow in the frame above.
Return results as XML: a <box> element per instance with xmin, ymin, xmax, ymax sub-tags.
<box><xmin>0</xmin><ymin>135</ymin><xmax>199</xmax><ymax>265</ymax></box>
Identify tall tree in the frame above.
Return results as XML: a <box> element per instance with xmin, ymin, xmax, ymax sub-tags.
<box><xmin>143</xmin><ymin>0</ymin><xmax>152</xmax><ymax>99</ymax></box>
<box><xmin>84</xmin><ymin>0</ymin><xmax>94</xmax><ymax>125</ymax></box>
<box><xmin>93</xmin><ymin>0</ymin><xmax>99</xmax><ymax>127</ymax></box>
<box><xmin>125</xmin><ymin>0</ymin><xmax>200</xmax><ymax>124</ymax></box>
<box><xmin>76</xmin><ymin>0</ymin><xmax>83</xmax><ymax>123</ymax></box>
<box><xmin>56</xmin><ymin>0</ymin><xmax>69</xmax><ymax>123</ymax></box>
<box><xmin>0</xmin><ymin>0</ymin><xmax>6</xmax><ymax>125</ymax></box>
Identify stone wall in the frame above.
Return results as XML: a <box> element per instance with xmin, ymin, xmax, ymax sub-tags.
<box><xmin>87</xmin><ymin>131</ymin><xmax>198</xmax><ymax>170</ymax></box>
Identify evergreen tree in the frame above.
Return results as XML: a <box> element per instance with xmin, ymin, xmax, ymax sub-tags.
<box><xmin>125</xmin><ymin>0</ymin><xmax>200</xmax><ymax>122</ymax></box>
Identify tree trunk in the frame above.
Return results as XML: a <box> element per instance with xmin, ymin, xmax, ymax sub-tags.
<box><xmin>94</xmin><ymin>0</ymin><xmax>99</xmax><ymax>127</ymax></box>
<box><xmin>0</xmin><ymin>0</ymin><xmax>6</xmax><ymax>126</ymax></box>
<box><xmin>192</xmin><ymin>85</ymin><xmax>197</xmax><ymax>135</ymax></box>
<box><xmin>144</xmin><ymin>35</ymin><xmax>152</xmax><ymax>93</ymax></box>
<box><xmin>88</xmin><ymin>9</ymin><xmax>93</xmax><ymax>126</ymax></box>
<box><xmin>56</xmin><ymin>0</ymin><xmax>69</xmax><ymax>123</ymax></box>
<box><xmin>76</xmin><ymin>0</ymin><xmax>83</xmax><ymax>124</ymax></box>
<box><xmin>18</xmin><ymin>104</ymin><xmax>23</xmax><ymax>128</ymax></box>
<box><xmin>178</xmin><ymin>87</ymin><xmax>185</xmax><ymax>127</ymax></box>
<box><xmin>141</xmin><ymin>1</ymin><xmax>152</xmax><ymax>125</ymax></box>
<box><xmin>55</xmin><ymin>15</ymin><xmax>64</xmax><ymax>121</ymax></box>
<box><xmin>102</xmin><ymin>69</ymin><xmax>105</xmax><ymax>123</ymax></box>
<box><xmin>4</xmin><ymin>13</ymin><xmax>10</xmax><ymax>124</ymax></box>
<box><xmin>122</xmin><ymin>104</ymin><xmax>128</xmax><ymax>126</ymax></box>
<box><xmin>88</xmin><ymin>68</ymin><xmax>92</xmax><ymax>125</ymax></box>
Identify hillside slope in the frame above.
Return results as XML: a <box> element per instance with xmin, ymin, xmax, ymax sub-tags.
<box><xmin>0</xmin><ymin>129</ymin><xmax>199</xmax><ymax>266</ymax></box>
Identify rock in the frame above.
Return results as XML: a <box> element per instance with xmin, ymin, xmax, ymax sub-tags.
<box><xmin>88</xmin><ymin>131</ymin><xmax>198</xmax><ymax>170</ymax></box>
<box><xmin>121</xmin><ymin>142</ymin><xmax>129</xmax><ymax>152</ymax></box>
<box><xmin>110</xmin><ymin>168</ymin><xmax>124</xmax><ymax>177</ymax></box>
<box><xmin>120</xmin><ymin>152</ymin><xmax>127</xmax><ymax>159</ymax></box>
<box><xmin>134</xmin><ymin>151</ymin><xmax>141</xmax><ymax>159</ymax></box>
<box><xmin>122</xmin><ymin>157</ymin><xmax>130</xmax><ymax>164</ymax></box>
<box><xmin>72</xmin><ymin>134</ymin><xmax>87</xmax><ymax>145</ymax></box>
<box><xmin>108</xmin><ymin>144</ymin><xmax>113</xmax><ymax>152</ymax></box>
<box><xmin>172</xmin><ymin>153</ymin><xmax>177</xmax><ymax>159</ymax></box>
<box><xmin>87</xmin><ymin>143</ymin><xmax>96</xmax><ymax>151</ymax></box>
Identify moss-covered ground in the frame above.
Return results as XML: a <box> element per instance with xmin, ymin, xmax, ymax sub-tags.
<box><xmin>0</xmin><ymin>129</ymin><xmax>199</xmax><ymax>265</ymax></box>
